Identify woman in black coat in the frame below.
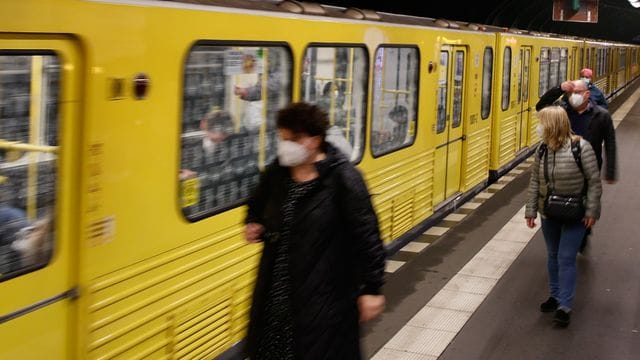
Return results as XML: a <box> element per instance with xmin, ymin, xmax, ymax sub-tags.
<box><xmin>244</xmin><ymin>102</ymin><xmax>386</xmax><ymax>359</ymax></box>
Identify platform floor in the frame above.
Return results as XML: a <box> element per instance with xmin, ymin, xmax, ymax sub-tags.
<box><xmin>362</xmin><ymin>84</ymin><xmax>640</xmax><ymax>360</ymax></box>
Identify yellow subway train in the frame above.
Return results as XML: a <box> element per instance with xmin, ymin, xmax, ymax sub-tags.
<box><xmin>1</xmin><ymin>0</ymin><xmax>638</xmax><ymax>359</ymax></box>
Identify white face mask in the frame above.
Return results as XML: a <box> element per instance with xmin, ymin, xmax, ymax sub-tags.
<box><xmin>568</xmin><ymin>93</ymin><xmax>585</xmax><ymax>108</ymax></box>
<box><xmin>277</xmin><ymin>139</ymin><xmax>309</xmax><ymax>167</ymax></box>
<box><xmin>580</xmin><ymin>77</ymin><xmax>591</xmax><ymax>85</ymax></box>
<box><xmin>536</xmin><ymin>124</ymin><xmax>544</xmax><ymax>138</ymax></box>
<box><xmin>202</xmin><ymin>137</ymin><xmax>216</xmax><ymax>155</ymax></box>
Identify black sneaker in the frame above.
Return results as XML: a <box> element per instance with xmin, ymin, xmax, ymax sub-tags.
<box><xmin>540</xmin><ymin>297</ymin><xmax>559</xmax><ymax>313</ymax></box>
<box><xmin>553</xmin><ymin>309</ymin><xmax>571</xmax><ymax>327</ymax></box>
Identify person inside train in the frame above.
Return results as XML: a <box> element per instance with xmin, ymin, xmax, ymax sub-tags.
<box><xmin>243</xmin><ymin>102</ymin><xmax>386</xmax><ymax>359</ymax></box>
<box><xmin>579</xmin><ymin>68</ymin><xmax>608</xmax><ymax>109</ymax></box>
<box><xmin>535</xmin><ymin>79</ymin><xmax>617</xmax><ymax>252</ymax></box>
<box><xmin>389</xmin><ymin>104</ymin><xmax>409</xmax><ymax>147</ymax></box>
<box><xmin>0</xmin><ymin>203</ymin><xmax>28</xmax><ymax>275</ymax></box>
<box><xmin>180</xmin><ymin>109</ymin><xmax>256</xmax><ymax>214</ymax></box>
<box><xmin>316</xmin><ymin>81</ymin><xmax>336</xmax><ymax>114</ymax></box>
<box><xmin>525</xmin><ymin>105</ymin><xmax>602</xmax><ymax>328</ymax></box>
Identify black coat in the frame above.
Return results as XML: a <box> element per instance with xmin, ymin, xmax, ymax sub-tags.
<box><xmin>245</xmin><ymin>143</ymin><xmax>386</xmax><ymax>359</ymax></box>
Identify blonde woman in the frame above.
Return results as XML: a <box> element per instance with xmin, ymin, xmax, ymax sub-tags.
<box><xmin>525</xmin><ymin>106</ymin><xmax>602</xmax><ymax>327</ymax></box>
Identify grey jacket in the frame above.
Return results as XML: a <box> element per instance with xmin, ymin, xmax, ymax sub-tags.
<box><xmin>526</xmin><ymin>139</ymin><xmax>602</xmax><ymax>219</ymax></box>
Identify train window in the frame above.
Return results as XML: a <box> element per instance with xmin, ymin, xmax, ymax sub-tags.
<box><xmin>436</xmin><ymin>51</ymin><xmax>449</xmax><ymax>133</ymax></box>
<box><xmin>539</xmin><ymin>48</ymin><xmax>550</xmax><ymax>97</ymax></box>
<box><xmin>522</xmin><ymin>49</ymin><xmax>530</xmax><ymax>103</ymax></box>
<box><xmin>501</xmin><ymin>47</ymin><xmax>511</xmax><ymax>111</ymax></box>
<box><xmin>481</xmin><ymin>47</ymin><xmax>493</xmax><ymax>120</ymax></box>
<box><xmin>579</xmin><ymin>48</ymin><xmax>584</xmax><ymax>72</ymax></box>
<box><xmin>300</xmin><ymin>45</ymin><xmax>368</xmax><ymax>162</ymax></box>
<box><xmin>370</xmin><ymin>46</ymin><xmax>419</xmax><ymax>156</ymax></box>
<box><xmin>549</xmin><ymin>48</ymin><xmax>560</xmax><ymax>89</ymax></box>
<box><xmin>559</xmin><ymin>48</ymin><xmax>568</xmax><ymax>83</ymax></box>
<box><xmin>0</xmin><ymin>54</ymin><xmax>58</xmax><ymax>281</ymax></box>
<box><xmin>452</xmin><ymin>50</ymin><xmax>464</xmax><ymax>128</ymax></box>
<box><xmin>619</xmin><ymin>49</ymin><xmax>626</xmax><ymax>70</ymax></box>
<box><xmin>179</xmin><ymin>44</ymin><xmax>292</xmax><ymax>221</ymax></box>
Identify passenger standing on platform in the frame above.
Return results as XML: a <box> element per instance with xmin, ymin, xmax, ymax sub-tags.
<box><xmin>535</xmin><ymin>79</ymin><xmax>617</xmax><ymax>181</ymax></box>
<box><xmin>535</xmin><ymin>78</ymin><xmax>617</xmax><ymax>252</ymax></box>
<box><xmin>244</xmin><ymin>102</ymin><xmax>386</xmax><ymax>359</ymax></box>
<box><xmin>525</xmin><ymin>106</ymin><xmax>602</xmax><ymax>327</ymax></box>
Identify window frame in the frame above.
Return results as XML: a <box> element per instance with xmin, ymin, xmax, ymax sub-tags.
<box><xmin>0</xmin><ymin>50</ymin><xmax>60</xmax><ymax>282</ymax></box>
<box><xmin>369</xmin><ymin>44</ymin><xmax>420</xmax><ymax>158</ymax></box>
<box><xmin>481</xmin><ymin>47</ymin><xmax>493</xmax><ymax>120</ymax></box>
<box><xmin>501</xmin><ymin>46</ymin><xmax>512</xmax><ymax>111</ymax></box>
<box><xmin>178</xmin><ymin>40</ymin><xmax>293</xmax><ymax>222</ymax></box>
<box><xmin>299</xmin><ymin>42</ymin><xmax>370</xmax><ymax>164</ymax></box>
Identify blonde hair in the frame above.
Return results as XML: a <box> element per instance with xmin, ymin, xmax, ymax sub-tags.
<box><xmin>537</xmin><ymin>106</ymin><xmax>577</xmax><ymax>151</ymax></box>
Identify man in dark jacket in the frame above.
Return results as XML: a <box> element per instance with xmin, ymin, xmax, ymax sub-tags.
<box><xmin>536</xmin><ymin>79</ymin><xmax>617</xmax><ymax>183</ymax></box>
<box><xmin>536</xmin><ymin>79</ymin><xmax>617</xmax><ymax>253</ymax></box>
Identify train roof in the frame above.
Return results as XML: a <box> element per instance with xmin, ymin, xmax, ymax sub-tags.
<box><xmin>157</xmin><ymin>0</ymin><xmax>508</xmax><ymax>32</ymax></box>
<box><xmin>137</xmin><ymin>0</ymin><xmax>635</xmax><ymax>44</ymax></box>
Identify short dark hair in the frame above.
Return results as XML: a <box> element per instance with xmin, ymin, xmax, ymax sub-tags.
<box><xmin>276</xmin><ymin>102</ymin><xmax>328</xmax><ymax>138</ymax></box>
<box><xmin>204</xmin><ymin>110</ymin><xmax>233</xmax><ymax>133</ymax></box>
<box><xmin>389</xmin><ymin>104</ymin><xmax>408</xmax><ymax>123</ymax></box>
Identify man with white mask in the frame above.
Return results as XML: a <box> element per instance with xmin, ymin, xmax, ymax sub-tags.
<box><xmin>536</xmin><ymin>79</ymin><xmax>617</xmax><ymax>182</ymax></box>
<box><xmin>536</xmin><ymin>78</ymin><xmax>618</xmax><ymax>252</ymax></box>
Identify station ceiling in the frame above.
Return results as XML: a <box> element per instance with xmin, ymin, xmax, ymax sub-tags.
<box><xmin>316</xmin><ymin>0</ymin><xmax>640</xmax><ymax>44</ymax></box>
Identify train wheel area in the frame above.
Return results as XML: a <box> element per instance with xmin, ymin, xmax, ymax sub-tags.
<box><xmin>361</xmin><ymin>84</ymin><xmax>640</xmax><ymax>360</ymax></box>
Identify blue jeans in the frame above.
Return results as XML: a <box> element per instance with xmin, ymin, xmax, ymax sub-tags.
<box><xmin>541</xmin><ymin>217</ymin><xmax>587</xmax><ymax>311</ymax></box>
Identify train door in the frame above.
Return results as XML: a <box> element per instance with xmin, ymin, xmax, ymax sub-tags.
<box><xmin>0</xmin><ymin>35</ymin><xmax>80</xmax><ymax>358</ymax></box>
<box><xmin>433</xmin><ymin>45</ymin><xmax>466</xmax><ymax>206</ymax></box>
<box><xmin>516</xmin><ymin>46</ymin><xmax>531</xmax><ymax>150</ymax></box>
<box><xmin>571</xmin><ymin>46</ymin><xmax>579</xmax><ymax>79</ymax></box>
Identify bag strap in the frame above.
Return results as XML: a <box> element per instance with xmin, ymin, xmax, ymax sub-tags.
<box><xmin>570</xmin><ymin>139</ymin><xmax>588</xmax><ymax>195</ymax></box>
<box><xmin>542</xmin><ymin>140</ymin><xmax>586</xmax><ymax>194</ymax></box>
<box><xmin>542</xmin><ymin>144</ymin><xmax>553</xmax><ymax>192</ymax></box>
<box><xmin>570</xmin><ymin>139</ymin><xmax>584</xmax><ymax>175</ymax></box>
<box><xmin>537</xmin><ymin>143</ymin><xmax>548</xmax><ymax>160</ymax></box>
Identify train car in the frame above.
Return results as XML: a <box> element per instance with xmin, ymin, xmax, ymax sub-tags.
<box><xmin>489</xmin><ymin>30</ymin><xmax>583</xmax><ymax>179</ymax></box>
<box><xmin>1</xmin><ymin>1</ymin><xmax>639</xmax><ymax>359</ymax></box>
<box><xmin>583</xmin><ymin>39</ymin><xmax>640</xmax><ymax>103</ymax></box>
<box><xmin>584</xmin><ymin>39</ymin><xmax>617</xmax><ymax>99</ymax></box>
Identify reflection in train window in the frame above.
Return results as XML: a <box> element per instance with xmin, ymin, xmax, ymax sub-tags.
<box><xmin>619</xmin><ymin>49</ymin><xmax>626</xmax><ymax>70</ymax></box>
<box><xmin>452</xmin><ymin>50</ymin><xmax>464</xmax><ymax>129</ymax></box>
<box><xmin>0</xmin><ymin>54</ymin><xmax>58</xmax><ymax>281</ymax></box>
<box><xmin>481</xmin><ymin>47</ymin><xmax>493</xmax><ymax>120</ymax></box>
<box><xmin>300</xmin><ymin>45</ymin><xmax>368</xmax><ymax>162</ymax></box>
<box><xmin>539</xmin><ymin>48</ymin><xmax>550</xmax><ymax>97</ymax></box>
<box><xmin>179</xmin><ymin>44</ymin><xmax>292</xmax><ymax>221</ymax></box>
<box><xmin>560</xmin><ymin>48</ymin><xmax>568</xmax><ymax>84</ymax></box>
<box><xmin>371</xmin><ymin>46</ymin><xmax>419</xmax><ymax>156</ymax></box>
<box><xmin>436</xmin><ymin>51</ymin><xmax>449</xmax><ymax>133</ymax></box>
<box><xmin>549</xmin><ymin>48</ymin><xmax>560</xmax><ymax>89</ymax></box>
<box><xmin>501</xmin><ymin>47</ymin><xmax>511</xmax><ymax>111</ymax></box>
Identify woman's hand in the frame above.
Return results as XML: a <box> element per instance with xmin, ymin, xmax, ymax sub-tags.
<box><xmin>358</xmin><ymin>294</ymin><xmax>385</xmax><ymax>323</ymax></box>
<box><xmin>245</xmin><ymin>222</ymin><xmax>265</xmax><ymax>243</ymax></box>
<box><xmin>526</xmin><ymin>217</ymin><xmax>536</xmax><ymax>228</ymax></box>
<box><xmin>583</xmin><ymin>217</ymin><xmax>596</xmax><ymax>229</ymax></box>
